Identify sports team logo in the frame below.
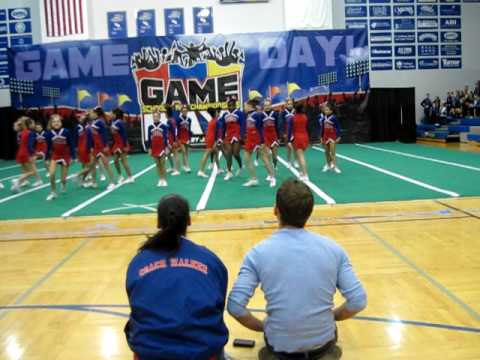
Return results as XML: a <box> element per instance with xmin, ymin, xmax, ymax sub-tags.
<box><xmin>131</xmin><ymin>38</ymin><xmax>245</xmax><ymax>114</ymax></box>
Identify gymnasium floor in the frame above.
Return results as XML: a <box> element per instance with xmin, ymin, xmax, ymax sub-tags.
<box><xmin>0</xmin><ymin>142</ymin><xmax>479</xmax><ymax>359</ymax></box>
<box><xmin>0</xmin><ymin>142</ymin><xmax>480</xmax><ymax>220</ymax></box>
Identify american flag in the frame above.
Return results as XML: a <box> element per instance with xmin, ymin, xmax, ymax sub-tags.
<box><xmin>43</xmin><ymin>0</ymin><xmax>85</xmax><ymax>37</ymax></box>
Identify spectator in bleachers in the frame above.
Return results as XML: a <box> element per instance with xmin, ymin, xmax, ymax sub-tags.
<box><xmin>227</xmin><ymin>179</ymin><xmax>367</xmax><ymax>360</ymax></box>
<box><xmin>474</xmin><ymin>95</ymin><xmax>480</xmax><ymax>117</ymax></box>
<box><xmin>125</xmin><ymin>194</ymin><xmax>229</xmax><ymax>360</ymax></box>
<box><xmin>431</xmin><ymin>97</ymin><xmax>441</xmax><ymax>125</ymax></box>
<box><xmin>421</xmin><ymin>94</ymin><xmax>433</xmax><ymax>123</ymax></box>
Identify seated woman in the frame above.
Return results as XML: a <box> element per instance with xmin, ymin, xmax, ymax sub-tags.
<box><xmin>125</xmin><ymin>194</ymin><xmax>229</xmax><ymax>360</ymax></box>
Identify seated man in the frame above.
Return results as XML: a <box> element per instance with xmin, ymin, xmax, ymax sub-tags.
<box><xmin>227</xmin><ymin>179</ymin><xmax>367</xmax><ymax>360</ymax></box>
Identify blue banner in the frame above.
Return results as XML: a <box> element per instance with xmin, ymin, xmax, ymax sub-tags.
<box><xmin>346</xmin><ymin>19</ymin><xmax>368</xmax><ymax>29</ymax></box>
<box><xmin>418</xmin><ymin>58</ymin><xmax>440</xmax><ymax>69</ymax></box>
<box><xmin>370</xmin><ymin>32</ymin><xmax>392</xmax><ymax>43</ymax></box>
<box><xmin>370</xmin><ymin>19</ymin><xmax>392</xmax><ymax>30</ymax></box>
<box><xmin>193</xmin><ymin>7</ymin><xmax>213</xmax><ymax>34</ymax></box>
<box><xmin>8</xmin><ymin>29</ymin><xmax>369</xmax><ymax>115</ymax></box>
<box><xmin>440</xmin><ymin>31</ymin><xmax>461</xmax><ymax>42</ymax></box>
<box><xmin>0</xmin><ymin>9</ymin><xmax>6</xmax><ymax>22</ymax></box>
<box><xmin>394</xmin><ymin>18</ymin><xmax>416</xmax><ymax>30</ymax></box>
<box><xmin>137</xmin><ymin>10</ymin><xmax>156</xmax><ymax>37</ymax></box>
<box><xmin>395</xmin><ymin>32</ymin><xmax>416</xmax><ymax>43</ymax></box>
<box><xmin>370</xmin><ymin>5</ymin><xmax>391</xmax><ymax>17</ymax></box>
<box><xmin>417</xmin><ymin>4</ymin><xmax>438</xmax><ymax>16</ymax></box>
<box><xmin>164</xmin><ymin>8</ymin><xmax>185</xmax><ymax>35</ymax></box>
<box><xmin>393</xmin><ymin>5</ymin><xmax>415</xmax><ymax>16</ymax></box>
<box><xmin>441</xmin><ymin>44</ymin><xmax>462</xmax><ymax>56</ymax></box>
<box><xmin>8</xmin><ymin>8</ymin><xmax>30</xmax><ymax>21</ymax></box>
<box><xmin>441</xmin><ymin>58</ymin><xmax>461</xmax><ymax>69</ymax></box>
<box><xmin>108</xmin><ymin>11</ymin><xmax>127</xmax><ymax>39</ymax></box>
<box><xmin>371</xmin><ymin>46</ymin><xmax>393</xmax><ymax>57</ymax></box>
<box><xmin>440</xmin><ymin>18</ymin><xmax>461</xmax><ymax>29</ymax></box>
<box><xmin>418</xmin><ymin>31</ymin><xmax>439</xmax><ymax>43</ymax></box>
<box><xmin>418</xmin><ymin>44</ymin><xmax>439</xmax><ymax>56</ymax></box>
<box><xmin>395</xmin><ymin>59</ymin><xmax>416</xmax><ymax>70</ymax></box>
<box><xmin>440</xmin><ymin>5</ymin><xmax>461</xmax><ymax>15</ymax></box>
<box><xmin>345</xmin><ymin>6</ymin><xmax>368</xmax><ymax>17</ymax></box>
<box><xmin>371</xmin><ymin>59</ymin><xmax>393</xmax><ymax>71</ymax></box>
<box><xmin>395</xmin><ymin>45</ymin><xmax>416</xmax><ymax>57</ymax></box>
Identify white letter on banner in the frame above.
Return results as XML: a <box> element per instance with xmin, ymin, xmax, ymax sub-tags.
<box><xmin>103</xmin><ymin>44</ymin><xmax>130</xmax><ymax>76</ymax></box>
<box><xmin>69</xmin><ymin>46</ymin><xmax>102</xmax><ymax>78</ymax></box>
<box><xmin>43</xmin><ymin>49</ymin><xmax>69</xmax><ymax>80</ymax></box>
<box><xmin>315</xmin><ymin>36</ymin><xmax>343</xmax><ymax>67</ymax></box>
<box><xmin>15</xmin><ymin>50</ymin><xmax>41</xmax><ymax>81</ymax></box>
<box><xmin>259</xmin><ymin>37</ymin><xmax>287</xmax><ymax>69</ymax></box>
<box><xmin>288</xmin><ymin>36</ymin><xmax>315</xmax><ymax>68</ymax></box>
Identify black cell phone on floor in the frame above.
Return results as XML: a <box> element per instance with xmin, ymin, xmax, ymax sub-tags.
<box><xmin>233</xmin><ymin>338</ymin><xmax>256</xmax><ymax>348</ymax></box>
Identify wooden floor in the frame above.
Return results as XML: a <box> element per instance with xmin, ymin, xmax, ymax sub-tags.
<box><xmin>1</xmin><ymin>197</ymin><xmax>480</xmax><ymax>360</ymax></box>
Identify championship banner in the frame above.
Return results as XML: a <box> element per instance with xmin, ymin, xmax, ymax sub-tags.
<box><xmin>8</xmin><ymin>29</ymin><xmax>369</xmax><ymax>141</ymax></box>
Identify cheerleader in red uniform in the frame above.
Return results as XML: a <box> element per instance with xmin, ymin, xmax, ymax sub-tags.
<box><xmin>282</xmin><ymin>98</ymin><xmax>298</xmax><ymax>168</ymax></box>
<box><xmin>288</xmin><ymin>102</ymin><xmax>310</xmax><ymax>181</ymax></box>
<box><xmin>243</xmin><ymin>101</ymin><xmax>276</xmax><ymax>187</ymax></box>
<box><xmin>319</xmin><ymin>102</ymin><xmax>342</xmax><ymax>174</ymax></box>
<box><xmin>45</xmin><ymin>114</ymin><xmax>75</xmax><ymax>201</ymax></box>
<box><xmin>217</xmin><ymin>97</ymin><xmax>245</xmax><ymax>181</ymax></box>
<box><xmin>111</xmin><ymin>108</ymin><xmax>134</xmax><ymax>183</ymax></box>
<box><xmin>176</xmin><ymin>104</ymin><xmax>192</xmax><ymax>173</ymax></box>
<box><xmin>147</xmin><ymin>111</ymin><xmax>170</xmax><ymax>187</ymax></box>
<box><xmin>261</xmin><ymin>98</ymin><xmax>280</xmax><ymax>173</ymax></box>
<box><xmin>166</xmin><ymin>105</ymin><xmax>180</xmax><ymax>176</ymax></box>
<box><xmin>90</xmin><ymin>107</ymin><xmax>115</xmax><ymax>189</ymax></box>
<box><xmin>34</xmin><ymin>121</ymin><xmax>49</xmax><ymax>184</ymax></box>
<box><xmin>74</xmin><ymin>114</ymin><xmax>94</xmax><ymax>187</ymax></box>
<box><xmin>197</xmin><ymin>108</ymin><xmax>221</xmax><ymax>178</ymax></box>
<box><xmin>10</xmin><ymin>116</ymin><xmax>38</xmax><ymax>193</ymax></box>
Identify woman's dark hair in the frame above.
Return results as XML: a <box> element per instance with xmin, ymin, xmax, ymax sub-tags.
<box><xmin>94</xmin><ymin>107</ymin><xmax>106</xmax><ymax>118</ymax></box>
<box><xmin>165</xmin><ymin>104</ymin><xmax>174</xmax><ymax>118</ymax></box>
<box><xmin>112</xmin><ymin>108</ymin><xmax>124</xmax><ymax>119</ymax></box>
<box><xmin>139</xmin><ymin>194</ymin><xmax>191</xmax><ymax>252</ymax></box>
<box><xmin>294</xmin><ymin>102</ymin><xmax>304</xmax><ymax>114</ymax></box>
<box><xmin>207</xmin><ymin>107</ymin><xmax>217</xmax><ymax>118</ymax></box>
<box><xmin>325</xmin><ymin>102</ymin><xmax>336</xmax><ymax>114</ymax></box>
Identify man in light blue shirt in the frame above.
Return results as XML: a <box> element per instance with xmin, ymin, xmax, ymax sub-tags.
<box><xmin>227</xmin><ymin>179</ymin><xmax>367</xmax><ymax>359</ymax></box>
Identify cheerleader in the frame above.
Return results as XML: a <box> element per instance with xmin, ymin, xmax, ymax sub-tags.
<box><xmin>261</xmin><ymin>98</ymin><xmax>281</xmax><ymax>171</ymax></box>
<box><xmin>176</xmin><ymin>104</ymin><xmax>192</xmax><ymax>173</ymax></box>
<box><xmin>10</xmin><ymin>116</ymin><xmax>37</xmax><ymax>193</ymax></box>
<box><xmin>34</xmin><ymin>121</ymin><xmax>49</xmax><ymax>183</ymax></box>
<box><xmin>147</xmin><ymin>111</ymin><xmax>170</xmax><ymax>187</ymax></box>
<box><xmin>74</xmin><ymin>114</ymin><xmax>94</xmax><ymax>186</ymax></box>
<box><xmin>319</xmin><ymin>102</ymin><xmax>341</xmax><ymax>173</ymax></box>
<box><xmin>217</xmin><ymin>98</ymin><xmax>245</xmax><ymax>181</ymax></box>
<box><xmin>45</xmin><ymin>114</ymin><xmax>75</xmax><ymax>201</ymax></box>
<box><xmin>111</xmin><ymin>108</ymin><xmax>134</xmax><ymax>183</ymax></box>
<box><xmin>282</xmin><ymin>98</ymin><xmax>298</xmax><ymax>168</ymax></box>
<box><xmin>90</xmin><ymin>107</ymin><xmax>115</xmax><ymax>189</ymax></box>
<box><xmin>243</xmin><ymin>101</ymin><xmax>276</xmax><ymax>187</ymax></box>
<box><xmin>165</xmin><ymin>106</ymin><xmax>180</xmax><ymax>176</ymax></box>
<box><xmin>197</xmin><ymin>108</ymin><xmax>221</xmax><ymax>178</ymax></box>
<box><xmin>288</xmin><ymin>103</ymin><xmax>310</xmax><ymax>181</ymax></box>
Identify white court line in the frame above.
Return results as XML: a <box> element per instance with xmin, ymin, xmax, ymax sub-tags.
<box><xmin>102</xmin><ymin>203</ymin><xmax>157</xmax><ymax>214</ymax></box>
<box><xmin>277</xmin><ymin>155</ymin><xmax>336</xmax><ymax>205</ymax></box>
<box><xmin>61</xmin><ymin>164</ymin><xmax>156</xmax><ymax>218</ymax></box>
<box><xmin>124</xmin><ymin>203</ymin><xmax>157</xmax><ymax>212</ymax></box>
<box><xmin>196</xmin><ymin>154</ymin><xmax>222</xmax><ymax>211</ymax></box>
<box><xmin>312</xmin><ymin>146</ymin><xmax>460</xmax><ymax>198</ymax></box>
<box><xmin>0</xmin><ymin>160</ymin><xmax>115</xmax><ymax>204</ymax></box>
<box><xmin>0</xmin><ymin>168</ymin><xmax>47</xmax><ymax>183</ymax></box>
<box><xmin>0</xmin><ymin>173</ymin><xmax>77</xmax><ymax>205</ymax></box>
<box><xmin>0</xmin><ymin>159</ymin><xmax>42</xmax><ymax>172</ymax></box>
<box><xmin>355</xmin><ymin>143</ymin><xmax>480</xmax><ymax>172</ymax></box>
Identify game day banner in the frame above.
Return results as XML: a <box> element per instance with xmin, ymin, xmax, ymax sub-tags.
<box><xmin>8</xmin><ymin>29</ymin><xmax>369</xmax><ymax>115</ymax></box>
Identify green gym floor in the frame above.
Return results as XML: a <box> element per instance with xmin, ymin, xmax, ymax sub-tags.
<box><xmin>0</xmin><ymin>142</ymin><xmax>479</xmax><ymax>221</ymax></box>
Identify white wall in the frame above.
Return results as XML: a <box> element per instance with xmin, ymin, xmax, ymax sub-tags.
<box><xmin>333</xmin><ymin>2</ymin><xmax>480</xmax><ymax>122</ymax></box>
<box><xmin>0</xmin><ymin>0</ymin><xmax>41</xmax><ymax>107</ymax></box>
<box><xmin>87</xmin><ymin>0</ymin><xmax>286</xmax><ymax>39</ymax></box>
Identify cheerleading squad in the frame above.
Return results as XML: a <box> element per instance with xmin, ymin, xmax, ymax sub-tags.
<box><xmin>3</xmin><ymin>98</ymin><xmax>342</xmax><ymax>196</ymax></box>
<box><xmin>147</xmin><ymin>98</ymin><xmax>341</xmax><ymax>188</ymax></box>
<box><xmin>7</xmin><ymin>107</ymin><xmax>133</xmax><ymax>200</ymax></box>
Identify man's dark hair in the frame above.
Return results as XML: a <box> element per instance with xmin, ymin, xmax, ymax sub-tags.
<box><xmin>276</xmin><ymin>179</ymin><xmax>314</xmax><ymax>228</ymax></box>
